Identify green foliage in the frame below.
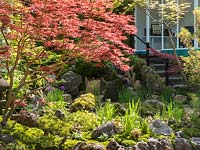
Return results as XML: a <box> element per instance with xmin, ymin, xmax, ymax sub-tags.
<box><xmin>38</xmin><ymin>114</ymin><xmax>72</xmax><ymax>136</ymax></box>
<box><xmin>65</xmin><ymin>111</ymin><xmax>100</xmax><ymax>132</ymax></box>
<box><xmin>39</xmin><ymin>111</ymin><xmax>99</xmax><ymax>138</ymax></box>
<box><xmin>118</xmin><ymin>88</ymin><xmax>133</xmax><ymax>103</ymax></box>
<box><xmin>113</xmin><ymin>0</ymin><xmax>135</xmax><ymax>14</ymax></box>
<box><xmin>63</xmin><ymin>139</ymin><xmax>81</xmax><ymax>149</ymax></box>
<box><xmin>140</xmin><ymin>119</ymin><xmax>150</xmax><ymax>135</ymax></box>
<box><xmin>137</xmin><ymin>87</ymin><xmax>152</xmax><ymax>101</ymax></box>
<box><xmin>161</xmin><ymin>87</ymin><xmax>174</xmax><ymax>103</ymax></box>
<box><xmin>128</xmin><ymin>55</ymin><xmax>145</xmax><ymax>80</ymax></box>
<box><xmin>44</xmin><ymin>101</ymin><xmax>68</xmax><ymax>115</ymax></box>
<box><xmin>191</xmin><ymin>91</ymin><xmax>200</xmax><ymax>116</ymax></box>
<box><xmin>182</xmin><ymin>127</ymin><xmax>200</xmax><ymax>137</ymax></box>
<box><xmin>74</xmin><ymin>59</ymin><xmax>106</xmax><ymax>78</ymax></box>
<box><xmin>46</xmin><ymin>88</ymin><xmax>64</xmax><ymax>102</ymax></box>
<box><xmin>160</xmin><ymin>99</ymin><xmax>184</xmax><ymax>127</ymax></box>
<box><xmin>122</xmin><ymin>100</ymin><xmax>141</xmax><ymax>135</ymax></box>
<box><xmin>121</xmin><ymin>139</ymin><xmax>136</xmax><ymax>147</ymax></box>
<box><xmin>97</xmin><ymin>133</ymin><xmax>109</xmax><ymax>142</ymax></box>
<box><xmin>181</xmin><ymin>50</ymin><xmax>200</xmax><ymax>85</ymax></box>
<box><xmin>71</xmin><ymin>93</ymin><xmax>96</xmax><ymax>112</ymax></box>
<box><xmin>97</xmin><ymin>100</ymin><xmax>116</xmax><ymax>124</ymax></box>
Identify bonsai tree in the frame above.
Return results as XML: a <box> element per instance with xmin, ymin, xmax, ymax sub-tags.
<box><xmin>0</xmin><ymin>0</ymin><xmax>137</xmax><ymax>126</ymax></box>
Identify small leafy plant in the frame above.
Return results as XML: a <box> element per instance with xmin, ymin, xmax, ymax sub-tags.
<box><xmin>122</xmin><ymin>99</ymin><xmax>141</xmax><ymax>135</ymax></box>
<box><xmin>97</xmin><ymin>100</ymin><xmax>116</xmax><ymax>124</ymax></box>
<box><xmin>46</xmin><ymin>88</ymin><xmax>64</xmax><ymax>102</ymax></box>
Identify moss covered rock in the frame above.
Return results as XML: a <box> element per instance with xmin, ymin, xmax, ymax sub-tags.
<box><xmin>71</xmin><ymin>93</ymin><xmax>96</xmax><ymax>112</ymax></box>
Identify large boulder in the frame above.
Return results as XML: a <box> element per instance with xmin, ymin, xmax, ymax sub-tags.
<box><xmin>11</xmin><ymin>113</ymin><xmax>38</xmax><ymax>127</ymax></box>
<box><xmin>143</xmin><ymin>100</ymin><xmax>163</xmax><ymax>115</ymax></box>
<box><xmin>57</xmin><ymin>71</ymin><xmax>82</xmax><ymax>98</ymax></box>
<box><xmin>91</xmin><ymin>122</ymin><xmax>120</xmax><ymax>139</ymax></box>
<box><xmin>150</xmin><ymin>120</ymin><xmax>173</xmax><ymax>136</ymax></box>
<box><xmin>103</xmin><ymin>79</ymin><xmax>124</xmax><ymax>102</ymax></box>
<box><xmin>140</xmin><ymin>66</ymin><xmax>165</xmax><ymax>92</ymax></box>
<box><xmin>86</xmin><ymin>79</ymin><xmax>101</xmax><ymax>95</ymax></box>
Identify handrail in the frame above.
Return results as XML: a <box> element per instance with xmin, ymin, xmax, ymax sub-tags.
<box><xmin>133</xmin><ymin>34</ymin><xmax>170</xmax><ymax>86</ymax></box>
<box><xmin>133</xmin><ymin>34</ymin><xmax>150</xmax><ymax>66</ymax></box>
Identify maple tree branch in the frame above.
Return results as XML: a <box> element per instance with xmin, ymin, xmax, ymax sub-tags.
<box><xmin>0</xmin><ymin>27</ymin><xmax>9</xmax><ymax>46</ymax></box>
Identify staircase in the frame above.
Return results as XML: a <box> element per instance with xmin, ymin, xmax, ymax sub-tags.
<box><xmin>148</xmin><ymin>55</ymin><xmax>186</xmax><ymax>88</ymax></box>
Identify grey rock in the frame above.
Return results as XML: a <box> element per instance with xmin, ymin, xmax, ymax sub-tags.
<box><xmin>176</xmin><ymin>131</ymin><xmax>184</xmax><ymax>138</ymax></box>
<box><xmin>191</xmin><ymin>137</ymin><xmax>200</xmax><ymax>150</ymax></box>
<box><xmin>59</xmin><ymin>71</ymin><xmax>82</xmax><ymax>98</ymax></box>
<box><xmin>0</xmin><ymin>134</ymin><xmax>15</xmax><ymax>144</ymax></box>
<box><xmin>106</xmin><ymin>140</ymin><xmax>124</xmax><ymax>150</ymax></box>
<box><xmin>143</xmin><ymin>100</ymin><xmax>163</xmax><ymax>115</ymax></box>
<box><xmin>150</xmin><ymin>120</ymin><xmax>173</xmax><ymax>136</ymax></box>
<box><xmin>131</xmin><ymin>146</ymin><xmax>140</xmax><ymax>150</ymax></box>
<box><xmin>73</xmin><ymin>142</ymin><xmax>104</xmax><ymax>150</ymax></box>
<box><xmin>148</xmin><ymin>138</ymin><xmax>160</xmax><ymax>150</ymax></box>
<box><xmin>11</xmin><ymin>113</ymin><xmax>38</xmax><ymax>127</ymax></box>
<box><xmin>133</xmin><ymin>80</ymin><xmax>142</xmax><ymax>89</ymax></box>
<box><xmin>174</xmin><ymin>138</ymin><xmax>192</xmax><ymax>150</ymax></box>
<box><xmin>54</xmin><ymin>109</ymin><xmax>65</xmax><ymax>119</ymax></box>
<box><xmin>106</xmin><ymin>140</ymin><xmax>121</xmax><ymax>150</ymax></box>
<box><xmin>63</xmin><ymin>94</ymin><xmax>72</xmax><ymax>104</ymax></box>
<box><xmin>135</xmin><ymin>141</ymin><xmax>149</xmax><ymax>150</ymax></box>
<box><xmin>152</xmin><ymin>120</ymin><xmax>164</xmax><ymax>128</ymax></box>
<box><xmin>91</xmin><ymin>122</ymin><xmax>119</xmax><ymax>139</ymax></box>
<box><xmin>147</xmin><ymin>138</ymin><xmax>173</xmax><ymax>150</ymax></box>
<box><xmin>174</xmin><ymin>95</ymin><xmax>187</xmax><ymax>103</ymax></box>
<box><xmin>140</xmin><ymin>66</ymin><xmax>165</xmax><ymax>92</ymax></box>
<box><xmin>158</xmin><ymin>138</ymin><xmax>173</xmax><ymax>150</ymax></box>
<box><xmin>86</xmin><ymin>79</ymin><xmax>101</xmax><ymax>95</ymax></box>
<box><xmin>103</xmin><ymin>79</ymin><xmax>124</xmax><ymax>102</ymax></box>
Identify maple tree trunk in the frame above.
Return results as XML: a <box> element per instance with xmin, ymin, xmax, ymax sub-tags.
<box><xmin>165</xmin><ymin>25</ymin><xmax>187</xmax><ymax>83</ymax></box>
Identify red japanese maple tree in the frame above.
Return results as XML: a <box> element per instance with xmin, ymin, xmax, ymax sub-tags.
<box><xmin>0</xmin><ymin>0</ymin><xmax>136</xmax><ymax>125</ymax></box>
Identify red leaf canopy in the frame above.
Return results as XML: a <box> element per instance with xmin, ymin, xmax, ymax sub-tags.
<box><xmin>0</xmin><ymin>0</ymin><xmax>137</xmax><ymax>71</ymax></box>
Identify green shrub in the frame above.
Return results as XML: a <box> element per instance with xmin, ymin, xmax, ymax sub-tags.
<box><xmin>182</xmin><ymin>50</ymin><xmax>200</xmax><ymax>85</ymax></box>
<box><xmin>46</xmin><ymin>88</ymin><xmax>64</xmax><ymax>102</ymax></box>
<box><xmin>71</xmin><ymin>93</ymin><xmax>96</xmax><ymax>112</ymax></box>
<box><xmin>74</xmin><ymin>59</ymin><xmax>106</xmax><ymax>78</ymax></box>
